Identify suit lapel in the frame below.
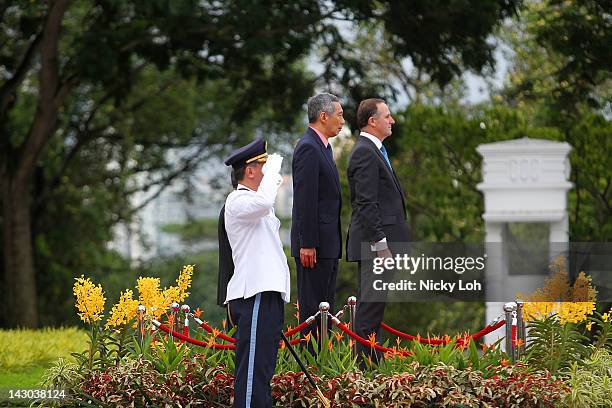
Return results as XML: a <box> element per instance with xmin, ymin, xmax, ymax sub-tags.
<box><xmin>360</xmin><ymin>136</ymin><xmax>404</xmax><ymax>196</ymax></box>
<box><xmin>307</xmin><ymin>128</ymin><xmax>341</xmax><ymax>194</ymax></box>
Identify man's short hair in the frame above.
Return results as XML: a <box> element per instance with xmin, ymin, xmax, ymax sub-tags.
<box><xmin>307</xmin><ymin>93</ymin><xmax>339</xmax><ymax>123</ymax></box>
<box><xmin>231</xmin><ymin>162</ymin><xmax>258</xmax><ymax>189</ymax></box>
<box><xmin>357</xmin><ymin>98</ymin><xmax>385</xmax><ymax>129</ymax></box>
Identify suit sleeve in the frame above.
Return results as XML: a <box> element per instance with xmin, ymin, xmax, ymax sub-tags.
<box><xmin>351</xmin><ymin>147</ymin><xmax>386</xmax><ymax>243</ymax></box>
<box><xmin>292</xmin><ymin>143</ymin><xmax>319</xmax><ymax>248</ymax></box>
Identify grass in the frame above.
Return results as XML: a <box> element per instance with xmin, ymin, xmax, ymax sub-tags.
<box><xmin>0</xmin><ymin>367</ymin><xmax>46</xmax><ymax>388</ymax></box>
<box><xmin>0</xmin><ymin>327</ymin><xmax>88</xmax><ymax>388</ymax></box>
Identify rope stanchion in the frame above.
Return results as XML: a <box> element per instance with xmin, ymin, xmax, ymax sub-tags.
<box><xmin>504</xmin><ymin>302</ymin><xmax>517</xmax><ymax>362</ymax></box>
<box><xmin>512</xmin><ymin>320</ymin><xmax>517</xmax><ymax>347</ymax></box>
<box><xmin>137</xmin><ymin>305</ymin><xmax>146</xmax><ymax>346</ymax></box>
<box><xmin>331</xmin><ymin>316</ymin><xmax>411</xmax><ymax>357</ymax></box>
<box><xmin>347</xmin><ymin>296</ymin><xmax>357</xmax><ymax>330</ymax></box>
<box><xmin>516</xmin><ymin>300</ymin><xmax>526</xmax><ymax>360</ymax></box>
<box><xmin>181</xmin><ymin>314</ymin><xmax>189</xmax><ymax>344</ymax></box>
<box><xmin>347</xmin><ymin>296</ymin><xmax>357</xmax><ymax>357</ymax></box>
<box><xmin>319</xmin><ymin>302</ymin><xmax>330</xmax><ymax>348</ymax></box>
<box><xmin>171</xmin><ymin>302</ymin><xmax>180</xmax><ymax>333</ymax></box>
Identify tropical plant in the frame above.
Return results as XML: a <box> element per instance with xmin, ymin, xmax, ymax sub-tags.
<box><xmin>562</xmin><ymin>348</ymin><xmax>612</xmax><ymax>408</ymax></box>
<box><xmin>525</xmin><ymin>315</ymin><xmax>589</xmax><ymax>374</ymax></box>
<box><xmin>40</xmin><ymin>358</ymin><xmax>81</xmax><ymax>389</ymax></box>
<box><xmin>57</xmin><ymin>261</ymin><xmax>596</xmax><ymax>407</ymax></box>
<box><xmin>46</xmin><ymin>356</ymin><xmax>569</xmax><ymax>408</ymax></box>
<box><xmin>588</xmin><ymin>308</ymin><xmax>612</xmax><ymax>352</ymax></box>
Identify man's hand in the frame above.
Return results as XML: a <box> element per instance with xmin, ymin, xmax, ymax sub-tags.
<box><xmin>376</xmin><ymin>248</ymin><xmax>392</xmax><ymax>260</ymax></box>
<box><xmin>262</xmin><ymin>153</ymin><xmax>283</xmax><ymax>175</ymax></box>
<box><xmin>300</xmin><ymin>247</ymin><xmax>317</xmax><ymax>269</ymax></box>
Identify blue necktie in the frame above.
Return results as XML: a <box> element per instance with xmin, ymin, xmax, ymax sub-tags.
<box><xmin>380</xmin><ymin>144</ymin><xmax>392</xmax><ymax>169</ymax></box>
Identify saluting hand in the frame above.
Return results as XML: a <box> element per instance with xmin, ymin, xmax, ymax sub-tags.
<box><xmin>300</xmin><ymin>247</ymin><xmax>317</xmax><ymax>269</ymax></box>
<box><xmin>262</xmin><ymin>153</ymin><xmax>283</xmax><ymax>175</ymax></box>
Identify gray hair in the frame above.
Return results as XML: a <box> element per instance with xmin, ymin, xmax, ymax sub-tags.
<box><xmin>307</xmin><ymin>93</ymin><xmax>339</xmax><ymax>123</ymax></box>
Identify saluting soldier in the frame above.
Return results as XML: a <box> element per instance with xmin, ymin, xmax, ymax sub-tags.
<box><xmin>218</xmin><ymin>138</ymin><xmax>290</xmax><ymax>408</ymax></box>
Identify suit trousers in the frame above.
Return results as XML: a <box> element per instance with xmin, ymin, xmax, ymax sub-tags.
<box><xmin>228</xmin><ymin>291</ymin><xmax>284</xmax><ymax>408</ymax></box>
<box><xmin>295</xmin><ymin>258</ymin><xmax>338</xmax><ymax>350</ymax></box>
<box><xmin>354</xmin><ymin>258</ymin><xmax>391</xmax><ymax>366</ymax></box>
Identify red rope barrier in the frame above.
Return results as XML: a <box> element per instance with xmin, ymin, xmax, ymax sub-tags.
<box><xmin>196</xmin><ymin>319</ymin><xmax>237</xmax><ymax>344</ymax></box>
<box><xmin>157</xmin><ymin>307</ymin><xmax>510</xmax><ymax>359</ymax></box>
<box><xmin>333</xmin><ymin>321</ymin><xmax>411</xmax><ymax>357</ymax></box>
<box><xmin>380</xmin><ymin>323</ymin><xmax>443</xmax><ymax>345</ymax></box>
<box><xmin>156</xmin><ymin>322</ymin><xmax>236</xmax><ymax>350</ymax></box>
<box><xmin>284</xmin><ymin>320</ymin><xmax>311</xmax><ymax>337</ymax></box>
<box><xmin>462</xmin><ymin>319</ymin><xmax>506</xmax><ymax>343</ymax></box>
<box><xmin>154</xmin><ymin>321</ymin><xmax>304</xmax><ymax>350</ymax></box>
<box><xmin>287</xmin><ymin>338</ymin><xmax>303</xmax><ymax>346</ymax></box>
<box><xmin>195</xmin><ymin>314</ymin><xmax>315</xmax><ymax>344</ymax></box>
<box><xmin>381</xmin><ymin>319</ymin><xmax>506</xmax><ymax>346</ymax></box>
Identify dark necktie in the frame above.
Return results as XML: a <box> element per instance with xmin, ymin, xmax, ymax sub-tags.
<box><xmin>380</xmin><ymin>144</ymin><xmax>392</xmax><ymax>169</ymax></box>
<box><xmin>326</xmin><ymin>144</ymin><xmax>333</xmax><ymax>161</ymax></box>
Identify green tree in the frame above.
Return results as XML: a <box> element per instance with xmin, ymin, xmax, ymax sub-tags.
<box><xmin>501</xmin><ymin>0</ymin><xmax>612</xmax><ymax>240</ymax></box>
<box><xmin>0</xmin><ymin>0</ymin><xmax>319</xmax><ymax>327</ymax></box>
<box><xmin>318</xmin><ymin>0</ymin><xmax>522</xmax><ymax>125</ymax></box>
<box><xmin>0</xmin><ymin>0</ymin><xmax>528</xmax><ymax>328</ymax></box>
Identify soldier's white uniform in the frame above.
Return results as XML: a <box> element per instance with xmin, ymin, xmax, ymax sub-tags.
<box><xmin>219</xmin><ymin>139</ymin><xmax>289</xmax><ymax>408</ymax></box>
<box><xmin>224</xmin><ymin>171</ymin><xmax>290</xmax><ymax>304</ymax></box>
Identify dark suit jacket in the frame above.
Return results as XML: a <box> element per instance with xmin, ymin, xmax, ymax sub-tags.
<box><xmin>291</xmin><ymin>127</ymin><xmax>342</xmax><ymax>259</ymax></box>
<box><xmin>346</xmin><ymin>135</ymin><xmax>410</xmax><ymax>261</ymax></box>
<box><xmin>217</xmin><ymin>205</ymin><xmax>234</xmax><ymax>306</ymax></box>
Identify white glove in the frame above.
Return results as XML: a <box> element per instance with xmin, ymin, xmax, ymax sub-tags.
<box><xmin>262</xmin><ymin>153</ymin><xmax>283</xmax><ymax>175</ymax></box>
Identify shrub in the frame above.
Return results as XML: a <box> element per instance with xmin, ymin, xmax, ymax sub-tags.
<box><xmin>483</xmin><ymin>363</ymin><xmax>569</xmax><ymax>408</ymax></box>
<box><xmin>525</xmin><ymin>315</ymin><xmax>589</xmax><ymax>374</ymax></box>
<box><xmin>49</xmin><ymin>357</ymin><xmax>569</xmax><ymax>407</ymax></box>
<box><xmin>562</xmin><ymin>348</ymin><xmax>612</xmax><ymax>408</ymax></box>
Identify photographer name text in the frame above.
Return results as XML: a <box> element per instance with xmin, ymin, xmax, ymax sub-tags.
<box><xmin>373</xmin><ymin>279</ymin><xmax>482</xmax><ymax>292</ymax></box>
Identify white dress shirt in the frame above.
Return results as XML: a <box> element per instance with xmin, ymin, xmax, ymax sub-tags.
<box><xmin>360</xmin><ymin>131</ymin><xmax>382</xmax><ymax>149</ymax></box>
<box><xmin>359</xmin><ymin>131</ymin><xmax>389</xmax><ymax>251</ymax></box>
<box><xmin>224</xmin><ymin>172</ymin><xmax>291</xmax><ymax>303</ymax></box>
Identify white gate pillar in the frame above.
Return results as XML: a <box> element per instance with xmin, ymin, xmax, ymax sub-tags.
<box><xmin>476</xmin><ymin>138</ymin><xmax>572</xmax><ymax>346</ymax></box>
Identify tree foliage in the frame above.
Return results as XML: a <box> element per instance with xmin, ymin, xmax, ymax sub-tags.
<box><xmin>501</xmin><ymin>0</ymin><xmax>612</xmax><ymax>240</ymax></box>
<box><xmin>0</xmin><ymin>0</ymin><xmax>319</xmax><ymax>327</ymax></box>
<box><xmin>0</xmin><ymin>0</ymin><xmax>522</xmax><ymax>327</ymax></box>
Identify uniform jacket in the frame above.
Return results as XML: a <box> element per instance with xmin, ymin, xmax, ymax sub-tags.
<box><xmin>223</xmin><ymin>172</ymin><xmax>291</xmax><ymax>303</ymax></box>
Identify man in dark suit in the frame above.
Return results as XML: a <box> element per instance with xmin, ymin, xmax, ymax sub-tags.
<box><xmin>291</xmin><ymin>93</ymin><xmax>344</xmax><ymax>346</ymax></box>
<box><xmin>346</xmin><ymin>98</ymin><xmax>410</xmax><ymax>364</ymax></box>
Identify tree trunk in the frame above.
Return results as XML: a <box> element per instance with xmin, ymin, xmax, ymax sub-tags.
<box><xmin>2</xmin><ymin>176</ymin><xmax>38</xmax><ymax>327</ymax></box>
<box><xmin>0</xmin><ymin>0</ymin><xmax>70</xmax><ymax>327</ymax></box>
